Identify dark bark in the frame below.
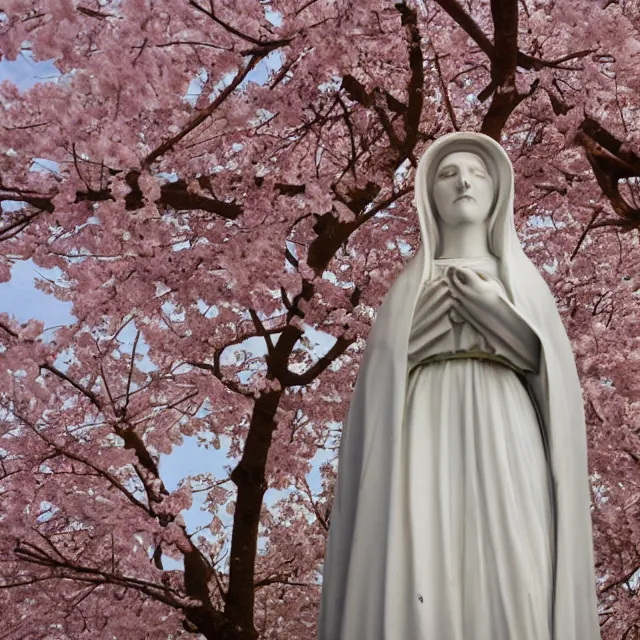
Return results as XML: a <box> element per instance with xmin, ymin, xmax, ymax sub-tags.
<box><xmin>480</xmin><ymin>0</ymin><xmax>520</xmax><ymax>140</ymax></box>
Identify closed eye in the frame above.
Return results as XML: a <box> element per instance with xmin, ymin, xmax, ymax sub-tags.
<box><xmin>437</xmin><ymin>166</ymin><xmax>487</xmax><ymax>179</ymax></box>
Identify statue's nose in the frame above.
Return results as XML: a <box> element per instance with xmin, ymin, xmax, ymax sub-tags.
<box><xmin>456</xmin><ymin>173</ymin><xmax>471</xmax><ymax>191</ymax></box>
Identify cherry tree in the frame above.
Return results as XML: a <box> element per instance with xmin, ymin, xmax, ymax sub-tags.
<box><xmin>0</xmin><ymin>0</ymin><xmax>639</xmax><ymax>637</ymax></box>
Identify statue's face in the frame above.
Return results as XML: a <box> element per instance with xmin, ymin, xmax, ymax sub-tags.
<box><xmin>432</xmin><ymin>151</ymin><xmax>494</xmax><ymax>226</ymax></box>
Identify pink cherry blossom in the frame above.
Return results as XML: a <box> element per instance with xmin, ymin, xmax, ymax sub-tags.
<box><xmin>0</xmin><ymin>0</ymin><xmax>639</xmax><ymax>638</ymax></box>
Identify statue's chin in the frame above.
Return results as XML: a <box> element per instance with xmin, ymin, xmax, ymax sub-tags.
<box><xmin>438</xmin><ymin>200</ymin><xmax>488</xmax><ymax>224</ymax></box>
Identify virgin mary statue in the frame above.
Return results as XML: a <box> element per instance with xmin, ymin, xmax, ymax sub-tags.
<box><xmin>317</xmin><ymin>132</ymin><xmax>601</xmax><ymax>640</ymax></box>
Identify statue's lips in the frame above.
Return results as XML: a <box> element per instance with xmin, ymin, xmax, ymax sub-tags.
<box><xmin>453</xmin><ymin>195</ymin><xmax>475</xmax><ymax>203</ymax></box>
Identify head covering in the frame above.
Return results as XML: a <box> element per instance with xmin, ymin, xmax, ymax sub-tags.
<box><xmin>424</xmin><ymin>143</ymin><xmax>500</xmax><ymax>255</ymax></box>
<box><xmin>318</xmin><ymin>132</ymin><xmax>601</xmax><ymax>640</ymax></box>
<box><xmin>414</xmin><ymin>133</ymin><xmax>531</xmax><ymax>301</ymax></box>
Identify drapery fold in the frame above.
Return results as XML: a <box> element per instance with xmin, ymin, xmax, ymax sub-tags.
<box><xmin>402</xmin><ymin>254</ymin><xmax>552</xmax><ymax>639</ymax></box>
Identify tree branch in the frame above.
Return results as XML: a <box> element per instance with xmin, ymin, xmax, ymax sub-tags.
<box><xmin>188</xmin><ymin>0</ymin><xmax>291</xmax><ymax>49</ymax></box>
<box><xmin>37</xmin><ymin>362</ymin><xmax>218</xmax><ymax>628</ymax></box>
<box><xmin>480</xmin><ymin>0</ymin><xmax>525</xmax><ymax>139</ymax></box>
<box><xmin>433</xmin><ymin>0</ymin><xmax>595</xmax><ymax>72</ymax></box>
<box><xmin>141</xmin><ymin>53</ymin><xmax>265</xmax><ymax>170</ymax></box>
<box><xmin>396</xmin><ymin>2</ymin><xmax>425</xmax><ymax>162</ymax></box>
<box><xmin>432</xmin><ymin>0</ymin><xmax>494</xmax><ymax>59</ymax></box>
<box><xmin>282</xmin><ymin>335</ymin><xmax>355</xmax><ymax>387</ymax></box>
<box><xmin>599</xmin><ymin>564</ymin><xmax>640</xmax><ymax>594</ymax></box>
<box><xmin>14</xmin><ymin>540</ymin><xmax>189</xmax><ymax>609</ymax></box>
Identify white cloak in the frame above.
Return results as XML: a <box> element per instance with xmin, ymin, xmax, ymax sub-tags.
<box><xmin>318</xmin><ymin>133</ymin><xmax>601</xmax><ymax>640</ymax></box>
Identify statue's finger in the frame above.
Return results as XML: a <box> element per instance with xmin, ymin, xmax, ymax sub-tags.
<box><xmin>453</xmin><ymin>270</ymin><xmax>468</xmax><ymax>285</ymax></box>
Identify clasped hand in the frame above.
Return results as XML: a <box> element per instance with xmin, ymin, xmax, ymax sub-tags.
<box><xmin>446</xmin><ymin>266</ymin><xmax>505</xmax><ymax>306</ymax></box>
<box><xmin>418</xmin><ymin>266</ymin><xmax>507</xmax><ymax>330</ymax></box>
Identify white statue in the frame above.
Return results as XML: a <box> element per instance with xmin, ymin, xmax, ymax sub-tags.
<box><xmin>318</xmin><ymin>132</ymin><xmax>601</xmax><ymax>640</ymax></box>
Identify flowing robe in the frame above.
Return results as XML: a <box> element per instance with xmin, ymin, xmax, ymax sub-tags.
<box><xmin>405</xmin><ymin>255</ymin><xmax>553</xmax><ymax>639</ymax></box>
<box><xmin>318</xmin><ymin>132</ymin><xmax>602</xmax><ymax>640</ymax></box>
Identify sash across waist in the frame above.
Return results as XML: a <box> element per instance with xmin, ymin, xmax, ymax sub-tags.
<box><xmin>411</xmin><ymin>349</ymin><xmax>528</xmax><ymax>378</ymax></box>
